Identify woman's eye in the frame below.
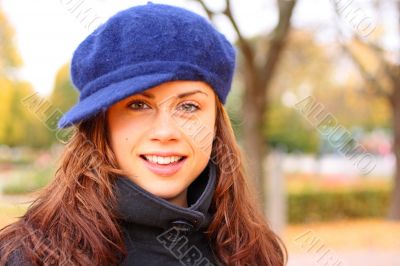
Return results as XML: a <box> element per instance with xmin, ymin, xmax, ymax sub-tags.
<box><xmin>128</xmin><ymin>100</ymin><xmax>150</xmax><ymax>110</ymax></box>
<box><xmin>128</xmin><ymin>100</ymin><xmax>199</xmax><ymax>113</ymax></box>
<box><xmin>177</xmin><ymin>102</ymin><xmax>200</xmax><ymax>113</ymax></box>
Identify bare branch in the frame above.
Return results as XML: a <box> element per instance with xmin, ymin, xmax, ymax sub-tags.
<box><xmin>191</xmin><ymin>0</ymin><xmax>215</xmax><ymax>21</ymax></box>
<box><xmin>260</xmin><ymin>0</ymin><xmax>297</xmax><ymax>90</ymax></box>
<box><xmin>353</xmin><ymin>36</ymin><xmax>399</xmax><ymax>84</ymax></box>
<box><xmin>222</xmin><ymin>0</ymin><xmax>247</xmax><ymax>51</ymax></box>
<box><xmin>341</xmin><ymin>43</ymin><xmax>390</xmax><ymax>98</ymax></box>
<box><xmin>221</xmin><ymin>0</ymin><xmax>257</xmax><ymax>78</ymax></box>
<box><xmin>192</xmin><ymin>0</ymin><xmax>258</xmax><ymax>93</ymax></box>
<box><xmin>331</xmin><ymin>0</ymin><xmax>392</xmax><ymax>98</ymax></box>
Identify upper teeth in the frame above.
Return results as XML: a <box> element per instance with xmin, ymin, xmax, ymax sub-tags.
<box><xmin>144</xmin><ymin>155</ymin><xmax>182</xmax><ymax>164</ymax></box>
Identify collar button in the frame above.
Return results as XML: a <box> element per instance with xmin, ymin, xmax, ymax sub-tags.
<box><xmin>170</xmin><ymin>219</ymin><xmax>194</xmax><ymax>236</ymax></box>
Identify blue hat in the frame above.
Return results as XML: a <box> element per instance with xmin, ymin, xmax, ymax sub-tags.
<box><xmin>57</xmin><ymin>2</ymin><xmax>236</xmax><ymax>129</ymax></box>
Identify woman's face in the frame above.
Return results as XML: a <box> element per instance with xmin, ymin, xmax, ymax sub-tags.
<box><xmin>107</xmin><ymin>80</ymin><xmax>216</xmax><ymax>207</ymax></box>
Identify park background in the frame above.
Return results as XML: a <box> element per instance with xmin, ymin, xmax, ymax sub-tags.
<box><xmin>0</xmin><ymin>0</ymin><xmax>399</xmax><ymax>265</ymax></box>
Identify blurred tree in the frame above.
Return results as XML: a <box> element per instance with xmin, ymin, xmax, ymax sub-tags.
<box><xmin>0</xmin><ymin>4</ymin><xmax>22</xmax><ymax>73</ymax></box>
<box><xmin>0</xmin><ymin>77</ymin><xmax>51</xmax><ymax>147</ymax></box>
<box><xmin>42</xmin><ymin>63</ymin><xmax>78</xmax><ymax>144</ymax></box>
<box><xmin>0</xmin><ymin>4</ymin><xmax>50</xmax><ymax>148</ymax></box>
<box><xmin>264</xmin><ymin>28</ymin><xmax>390</xmax><ymax>153</ymax></box>
<box><xmin>265</xmin><ymin>100</ymin><xmax>320</xmax><ymax>153</ymax></box>
<box><xmin>48</xmin><ymin>63</ymin><xmax>78</xmax><ymax>114</ymax></box>
<box><xmin>334</xmin><ymin>0</ymin><xmax>400</xmax><ymax>219</ymax></box>
<box><xmin>265</xmin><ymin>29</ymin><xmax>333</xmax><ymax>153</ymax></box>
<box><xmin>191</xmin><ymin>0</ymin><xmax>298</xmax><ymax>212</ymax></box>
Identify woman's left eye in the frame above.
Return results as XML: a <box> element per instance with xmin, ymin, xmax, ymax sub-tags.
<box><xmin>128</xmin><ymin>100</ymin><xmax>150</xmax><ymax>110</ymax></box>
<box><xmin>177</xmin><ymin>102</ymin><xmax>200</xmax><ymax>113</ymax></box>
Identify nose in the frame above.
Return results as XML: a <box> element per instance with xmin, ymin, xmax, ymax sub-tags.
<box><xmin>148</xmin><ymin>108</ymin><xmax>181</xmax><ymax>142</ymax></box>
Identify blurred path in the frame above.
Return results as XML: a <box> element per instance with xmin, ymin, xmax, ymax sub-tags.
<box><xmin>0</xmin><ymin>193</ymin><xmax>35</xmax><ymax>205</ymax></box>
<box><xmin>288</xmin><ymin>249</ymin><xmax>400</xmax><ymax>266</ymax></box>
<box><xmin>284</xmin><ymin>219</ymin><xmax>400</xmax><ymax>266</ymax></box>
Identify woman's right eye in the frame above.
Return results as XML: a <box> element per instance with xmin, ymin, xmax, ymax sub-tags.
<box><xmin>128</xmin><ymin>100</ymin><xmax>150</xmax><ymax>110</ymax></box>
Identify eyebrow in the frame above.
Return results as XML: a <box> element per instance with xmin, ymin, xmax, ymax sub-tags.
<box><xmin>137</xmin><ymin>90</ymin><xmax>208</xmax><ymax>99</ymax></box>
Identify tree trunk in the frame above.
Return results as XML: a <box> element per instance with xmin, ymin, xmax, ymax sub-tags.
<box><xmin>240</xmin><ymin>0</ymin><xmax>296</xmax><ymax>214</ymax></box>
<box><xmin>192</xmin><ymin>0</ymin><xmax>297</xmax><ymax>215</ymax></box>
<box><xmin>242</xmin><ymin>73</ymin><xmax>268</xmax><ymax>211</ymax></box>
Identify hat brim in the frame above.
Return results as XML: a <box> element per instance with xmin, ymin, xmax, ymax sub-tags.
<box><xmin>57</xmin><ymin>72</ymin><xmax>176</xmax><ymax>129</ymax></box>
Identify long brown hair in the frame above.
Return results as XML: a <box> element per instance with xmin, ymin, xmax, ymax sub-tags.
<box><xmin>0</xmin><ymin>98</ymin><xmax>287</xmax><ymax>265</ymax></box>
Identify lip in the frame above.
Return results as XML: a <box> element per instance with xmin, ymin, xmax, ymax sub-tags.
<box><xmin>140</xmin><ymin>155</ymin><xmax>187</xmax><ymax>176</ymax></box>
<box><xmin>140</xmin><ymin>152</ymin><xmax>187</xmax><ymax>157</ymax></box>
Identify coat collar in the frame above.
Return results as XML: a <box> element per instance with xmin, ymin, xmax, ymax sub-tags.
<box><xmin>113</xmin><ymin>160</ymin><xmax>217</xmax><ymax>231</ymax></box>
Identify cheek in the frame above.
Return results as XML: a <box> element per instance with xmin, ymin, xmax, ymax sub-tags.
<box><xmin>109</xmin><ymin>119</ymin><xmax>138</xmax><ymax>158</ymax></box>
<box><xmin>180</xmin><ymin>117</ymin><xmax>215</xmax><ymax>158</ymax></box>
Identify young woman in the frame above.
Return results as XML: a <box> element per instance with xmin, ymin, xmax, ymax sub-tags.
<box><xmin>0</xmin><ymin>2</ymin><xmax>287</xmax><ymax>265</ymax></box>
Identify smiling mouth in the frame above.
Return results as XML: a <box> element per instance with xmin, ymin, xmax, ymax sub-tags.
<box><xmin>139</xmin><ymin>154</ymin><xmax>188</xmax><ymax>176</ymax></box>
<box><xmin>139</xmin><ymin>155</ymin><xmax>187</xmax><ymax>165</ymax></box>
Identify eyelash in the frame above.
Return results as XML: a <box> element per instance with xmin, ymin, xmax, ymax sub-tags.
<box><xmin>127</xmin><ymin>100</ymin><xmax>200</xmax><ymax>113</ymax></box>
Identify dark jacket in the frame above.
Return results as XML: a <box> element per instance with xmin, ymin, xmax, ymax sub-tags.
<box><xmin>114</xmin><ymin>160</ymin><xmax>221</xmax><ymax>265</ymax></box>
<box><xmin>4</xmin><ymin>161</ymin><xmax>221</xmax><ymax>266</ymax></box>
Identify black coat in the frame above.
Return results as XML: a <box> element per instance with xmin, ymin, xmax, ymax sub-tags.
<box><xmin>114</xmin><ymin>160</ymin><xmax>221</xmax><ymax>265</ymax></box>
<box><xmin>4</xmin><ymin>161</ymin><xmax>222</xmax><ymax>266</ymax></box>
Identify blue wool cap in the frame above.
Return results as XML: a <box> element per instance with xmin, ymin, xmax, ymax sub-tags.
<box><xmin>57</xmin><ymin>2</ymin><xmax>236</xmax><ymax>129</ymax></box>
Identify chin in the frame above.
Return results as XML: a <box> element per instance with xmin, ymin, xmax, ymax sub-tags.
<box><xmin>128</xmin><ymin>165</ymin><xmax>190</xmax><ymax>202</ymax></box>
<box><xmin>142</xmin><ymin>180</ymin><xmax>185</xmax><ymax>199</ymax></box>
<box><xmin>149</xmin><ymin>186</ymin><xmax>184</xmax><ymax>200</ymax></box>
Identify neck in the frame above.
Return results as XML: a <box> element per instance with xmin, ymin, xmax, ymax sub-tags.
<box><xmin>165</xmin><ymin>189</ymin><xmax>188</xmax><ymax>208</ymax></box>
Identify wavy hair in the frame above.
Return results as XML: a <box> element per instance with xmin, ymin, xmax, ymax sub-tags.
<box><xmin>208</xmin><ymin>99</ymin><xmax>287</xmax><ymax>265</ymax></box>
<box><xmin>0</xmin><ymin>98</ymin><xmax>287</xmax><ymax>265</ymax></box>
